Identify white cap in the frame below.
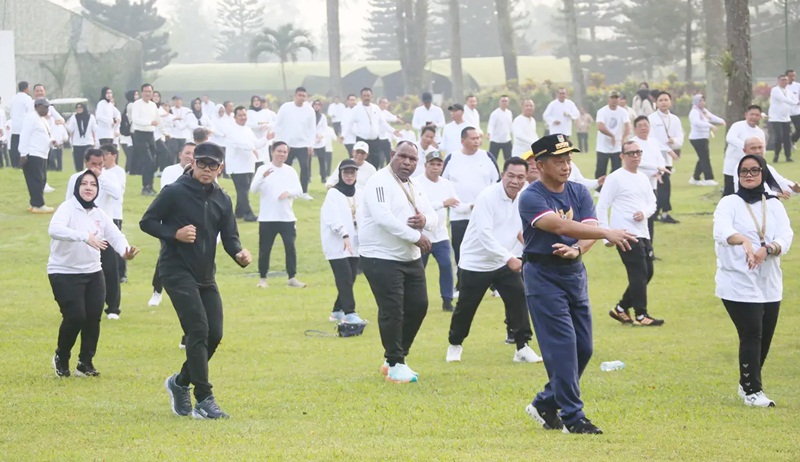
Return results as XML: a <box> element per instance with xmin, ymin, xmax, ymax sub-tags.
<box><xmin>353</xmin><ymin>141</ymin><xmax>369</xmax><ymax>154</ymax></box>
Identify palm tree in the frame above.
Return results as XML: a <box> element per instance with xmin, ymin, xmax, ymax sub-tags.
<box><xmin>250</xmin><ymin>24</ymin><xmax>317</xmax><ymax>96</ymax></box>
<box><xmin>563</xmin><ymin>0</ymin><xmax>585</xmax><ymax>108</ymax></box>
<box><xmin>327</xmin><ymin>0</ymin><xmax>342</xmax><ymax>97</ymax></box>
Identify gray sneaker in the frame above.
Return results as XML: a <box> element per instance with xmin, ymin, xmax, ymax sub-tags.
<box><xmin>165</xmin><ymin>374</ymin><xmax>192</xmax><ymax>416</ymax></box>
<box><xmin>286</xmin><ymin>277</ymin><xmax>307</xmax><ymax>288</ymax></box>
<box><xmin>192</xmin><ymin>395</ymin><xmax>230</xmax><ymax>419</ymax></box>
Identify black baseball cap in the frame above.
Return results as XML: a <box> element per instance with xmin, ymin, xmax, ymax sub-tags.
<box><xmin>339</xmin><ymin>159</ymin><xmax>359</xmax><ymax>171</ymax></box>
<box><xmin>193</xmin><ymin>142</ymin><xmax>225</xmax><ymax>163</ymax></box>
<box><xmin>530</xmin><ymin>134</ymin><xmax>580</xmax><ymax>159</ymax></box>
<box><xmin>448</xmin><ymin>103</ymin><xmax>464</xmax><ymax>111</ymax></box>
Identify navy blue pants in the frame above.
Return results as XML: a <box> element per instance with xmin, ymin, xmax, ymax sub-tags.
<box><xmin>524</xmin><ymin>260</ymin><xmax>593</xmax><ymax>426</ymax></box>
<box><xmin>421</xmin><ymin>240</ymin><xmax>454</xmax><ymax>301</ymax></box>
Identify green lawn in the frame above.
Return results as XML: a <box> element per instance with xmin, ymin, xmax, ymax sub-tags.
<box><xmin>2</xmin><ymin>123</ymin><xmax>800</xmax><ymax>461</ymax></box>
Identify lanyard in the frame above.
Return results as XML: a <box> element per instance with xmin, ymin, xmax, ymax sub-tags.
<box><xmin>391</xmin><ymin>170</ymin><xmax>417</xmax><ymax>210</ymax></box>
<box><xmin>743</xmin><ymin>194</ymin><xmax>767</xmax><ymax>244</ymax></box>
<box><xmin>346</xmin><ymin>196</ymin><xmax>357</xmax><ymax>226</ymax></box>
<box><xmin>40</xmin><ymin>116</ymin><xmax>51</xmax><ymax>138</ymax></box>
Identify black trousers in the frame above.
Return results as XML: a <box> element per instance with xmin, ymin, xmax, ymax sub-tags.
<box><xmin>723</xmin><ymin>174</ymin><xmax>735</xmax><ymax>197</ymax></box>
<box><xmin>163</xmin><ymin>277</ymin><xmax>223</xmax><ymax>401</ymax></box>
<box><xmin>329</xmin><ymin>257</ymin><xmax>360</xmax><ymax>314</ymax></box>
<box><xmin>0</xmin><ymin>141</ymin><xmax>8</xmax><ymax>168</ymax></box>
<box><xmin>101</xmin><ymin>246</ymin><xmax>121</xmax><ymax>315</ymax></box>
<box><xmin>72</xmin><ymin>145</ymin><xmax>91</xmax><ymax>172</ymax></box>
<box><xmin>378</xmin><ymin>139</ymin><xmax>392</xmax><ymax>169</ymax></box>
<box><xmin>791</xmin><ymin>115</ymin><xmax>800</xmax><ymax>143</ymax></box>
<box><xmin>10</xmin><ymin>134</ymin><xmax>21</xmax><ymax>168</ymax></box>
<box><xmin>122</xmin><ymin>143</ymin><xmax>133</xmax><ymax>173</ymax></box>
<box><xmin>156</xmin><ymin>139</ymin><xmax>172</xmax><ymax>172</ymax></box>
<box><xmin>656</xmin><ymin>166</ymin><xmax>674</xmax><ymax>214</ymax></box>
<box><xmin>132</xmin><ymin>131</ymin><xmax>157</xmax><ymax>189</ymax></box>
<box><xmin>49</xmin><ymin>271</ymin><xmax>105</xmax><ymax>363</ymax></box>
<box><xmin>286</xmin><ymin>147</ymin><xmax>311</xmax><ymax>193</ymax></box>
<box><xmin>152</xmin><ymin>267</ymin><xmax>163</xmax><ymax>293</ymax></box>
<box><xmin>450</xmin><ymin>220</ymin><xmax>469</xmax><ymax>290</ymax></box>
<box><xmin>595</xmin><ymin>151</ymin><xmax>621</xmax><ymax>180</ymax></box>
<box><xmin>770</xmin><ymin>121</ymin><xmax>792</xmax><ymax>161</ymax></box>
<box><xmin>258</xmin><ymin>221</ymin><xmax>297</xmax><ymax>278</ymax></box>
<box><xmin>315</xmin><ymin>147</ymin><xmax>331</xmax><ymax>182</ymax></box>
<box><xmin>48</xmin><ymin>147</ymin><xmax>63</xmax><ymax>171</ymax></box>
<box><xmin>690</xmin><ymin>138</ymin><xmax>714</xmax><ymax>180</ymax></box>
<box><xmin>490</xmin><ymin>141</ymin><xmax>513</xmax><ymax>162</ymax></box>
<box><xmin>577</xmin><ymin>133</ymin><xmax>589</xmax><ymax>152</ymax></box>
<box><xmin>167</xmin><ymin>138</ymin><xmax>186</xmax><ymax>162</ymax></box>
<box><xmin>722</xmin><ymin>299</ymin><xmax>780</xmax><ymax>395</ymax></box>
<box><xmin>98</xmin><ymin>138</ymin><xmax>115</xmax><ymax>146</ymax></box>
<box><xmin>231</xmin><ymin>173</ymin><xmax>254</xmax><ymax>218</ymax></box>
<box><xmin>345</xmin><ymin>143</ymin><xmax>354</xmax><ymax>158</ymax></box>
<box><xmin>22</xmin><ymin>156</ymin><xmax>47</xmax><ymax>208</ymax></box>
<box><xmin>116</xmin><ymin>220</ymin><xmax>127</xmax><ymax>279</ymax></box>
<box><xmin>333</xmin><ymin>121</ymin><xmax>342</xmax><ymax>136</ymax></box>
<box><xmin>361</xmin><ymin>256</ymin><xmax>428</xmax><ymax>366</ymax></box>
<box><xmin>617</xmin><ymin>238</ymin><xmax>654</xmax><ymax>316</ymax></box>
<box><xmin>356</xmin><ymin>137</ymin><xmax>384</xmax><ymax>170</ymax></box>
<box><xmin>449</xmin><ymin>266</ymin><xmax>533</xmax><ymax>349</ymax></box>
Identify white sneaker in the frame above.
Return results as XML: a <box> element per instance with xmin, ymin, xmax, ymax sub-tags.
<box><xmin>300</xmin><ymin>193</ymin><xmax>314</xmax><ymax>201</ymax></box>
<box><xmin>492</xmin><ymin>290</ymin><xmax>501</xmax><ymax>298</ymax></box>
<box><xmin>386</xmin><ymin>363</ymin><xmax>419</xmax><ymax>383</ymax></box>
<box><xmin>107</xmin><ymin>313</ymin><xmax>120</xmax><ymax>320</ymax></box>
<box><xmin>446</xmin><ymin>344</ymin><xmax>463</xmax><ymax>362</ymax></box>
<box><xmin>148</xmin><ymin>291</ymin><xmax>162</xmax><ymax>307</ymax></box>
<box><xmin>30</xmin><ymin>205</ymin><xmax>55</xmax><ymax>214</ymax></box>
<box><xmin>743</xmin><ymin>390</ymin><xmax>775</xmax><ymax>407</ymax></box>
<box><xmin>453</xmin><ymin>290</ymin><xmax>460</xmax><ymax>299</ymax></box>
<box><xmin>738</xmin><ymin>384</ymin><xmax>746</xmax><ymax>398</ymax></box>
<box><xmin>513</xmin><ymin>344</ymin><xmax>543</xmax><ymax>363</ymax></box>
<box><xmin>701</xmin><ymin>179</ymin><xmax>719</xmax><ymax>186</ymax></box>
<box><xmin>43</xmin><ymin>183</ymin><xmax>55</xmax><ymax>193</ymax></box>
<box><xmin>256</xmin><ymin>279</ymin><xmax>268</xmax><ymax>288</ymax></box>
<box><xmin>287</xmin><ymin>277</ymin><xmax>306</xmax><ymax>288</ymax></box>
<box><xmin>688</xmin><ymin>178</ymin><xmax>703</xmax><ymax>186</ymax></box>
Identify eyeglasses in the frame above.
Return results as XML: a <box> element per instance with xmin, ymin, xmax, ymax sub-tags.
<box><xmin>622</xmin><ymin>150</ymin><xmax>643</xmax><ymax>157</ymax></box>
<box><xmin>738</xmin><ymin>167</ymin><xmax>763</xmax><ymax>177</ymax></box>
<box><xmin>196</xmin><ymin>159</ymin><xmax>221</xmax><ymax>171</ymax></box>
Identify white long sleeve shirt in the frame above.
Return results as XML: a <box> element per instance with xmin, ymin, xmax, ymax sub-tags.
<box><xmin>47</xmin><ymin>197</ymin><xmax>130</xmax><ymax>274</ymax></box>
<box><xmin>201</xmin><ymin>100</ymin><xmax>216</xmax><ymax>118</ymax></box>
<box><xmin>542</xmin><ymin>98</ymin><xmax>580</xmax><ymax>136</ymax></box>
<box><xmin>9</xmin><ymin>92</ymin><xmax>32</xmax><ymax>134</ymax></box>
<box><xmin>275</xmin><ymin>102</ymin><xmax>316</xmax><ymax>148</ymax></box>
<box><xmin>442</xmin><ymin>150</ymin><xmax>500</xmax><ymax>221</ymax></box>
<box><xmin>313</xmin><ymin>114</ymin><xmax>329</xmax><ymax>149</ymax></box>
<box><xmin>713</xmin><ymin>195</ymin><xmax>793</xmax><ymax>302</ymax></box>
<box><xmin>357</xmin><ymin>167</ymin><xmax>437</xmax><ymax>261</ymax></box>
<box><xmin>463</xmin><ymin>107</ymin><xmax>481</xmax><ymax>133</ymax></box>
<box><xmin>320</xmin><ymin>188</ymin><xmax>361</xmax><ymax>260</ymax></box>
<box><xmin>170</xmin><ymin>106</ymin><xmax>192</xmax><ymax>139</ymax></box>
<box><xmin>186</xmin><ymin>112</ymin><xmax>212</xmax><ymax>133</ymax></box>
<box><xmin>788</xmin><ymin>81</ymin><xmax>800</xmax><ymax>116</ymax></box>
<box><xmin>209</xmin><ymin>110</ymin><xmax>233</xmax><ymax>146</ymax></box>
<box><xmin>723</xmin><ymin>121</ymin><xmax>765</xmax><ymax>176</ymax></box>
<box><xmin>250</xmin><ymin>163</ymin><xmax>303</xmax><ymax>222</ymax></box>
<box><xmin>326</xmin><ymin>160</ymin><xmax>377</xmax><ymax>189</ymax></box>
<box><xmin>380</xmin><ymin>110</ymin><xmax>399</xmax><ymax>141</ymax></box>
<box><xmin>648</xmin><ymin>110</ymin><xmax>684</xmax><ymax>167</ymax></box>
<box><xmin>131</xmin><ymin>99</ymin><xmax>159</xmax><ymax>133</ymax></box>
<box><xmin>66</xmin><ymin>169</ymin><xmax>124</xmax><ymax>218</ymax></box>
<box><xmin>341</xmin><ymin>107</ymin><xmax>356</xmax><ymax>144</ymax></box>
<box><xmin>567</xmin><ymin>162</ymin><xmax>600</xmax><ymax>191</ymax></box>
<box><xmin>327</xmin><ymin>102</ymin><xmax>345</xmax><ymax>123</ymax></box>
<box><xmin>18</xmin><ymin>112</ymin><xmax>54</xmax><ymax>159</ymax></box>
<box><xmin>459</xmin><ymin>182</ymin><xmax>522</xmax><ymax>272</ymax></box>
<box><xmin>596</xmin><ymin>105</ymin><xmax>630</xmax><ymax>153</ymax></box>
<box><xmin>768</xmin><ymin>85</ymin><xmax>797</xmax><ymax>122</ymax></box>
<box><xmin>247</xmin><ymin>109</ymin><xmax>276</xmax><ymax>162</ymax></box>
<box><xmin>412</xmin><ymin>104</ymin><xmax>446</xmax><ymax>138</ymax></box>
<box><xmin>347</xmin><ymin>103</ymin><xmax>394</xmax><ymax>140</ymax></box>
<box><xmin>225</xmin><ymin>122</ymin><xmax>266</xmax><ymax>174</ymax></box>
<box><xmin>160</xmin><ymin>163</ymin><xmax>188</xmax><ymax>189</ymax></box>
<box><xmin>66</xmin><ymin>114</ymin><xmax>97</xmax><ymax>147</ymax></box>
<box><xmin>689</xmin><ymin>107</ymin><xmax>724</xmax><ymax>139</ymax></box>
<box><xmin>487</xmin><ymin>108</ymin><xmax>513</xmax><ymax>143</ymax></box>
<box><xmin>596</xmin><ymin>168</ymin><xmax>657</xmax><ymax>241</ymax></box>
<box><xmin>631</xmin><ymin>135</ymin><xmax>667</xmax><ymax>189</ymax></box>
<box><xmin>512</xmin><ymin>115</ymin><xmax>538</xmax><ymax>157</ymax></box>
<box><xmin>440</xmin><ymin>121</ymin><xmax>469</xmax><ymax>155</ymax></box>
<box><xmin>415</xmin><ymin>174</ymin><xmax>469</xmax><ymax>243</ymax></box>
<box><xmin>95</xmin><ymin>100</ymin><xmax>117</xmax><ymax>139</ymax></box>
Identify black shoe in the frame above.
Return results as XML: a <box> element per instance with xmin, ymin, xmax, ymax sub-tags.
<box><xmin>773</xmin><ymin>157</ymin><xmax>779</xmax><ymax>163</ymax></box>
<box><xmin>634</xmin><ymin>313</ymin><xmax>665</xmax><ymax>326</ymax></box>
<box><xmin>76</xmin><ymin>360</ymin><xmax>100</xmax><ymax>377</ymax></box>
<box><xmin>142</xmin><ymin>187</ymin><xmax>155</xmax><ymax>196</ymax></box>
<box><xmin>165</xmin><ymin>374</ymin><xmax>193</xmax><ymax>416</ymax></box>
<box><xmin>787</xmin><ymin>158</ymin><xmax>794</xmax><ymax>162</ymax></box>
<box><xmin>525</xmin><ymin>404</ymin><xmax>564</xmax><ymax>430</ymax></box>
<box><xmin>52</xmin><ymin>353</ymin><xmax>70</xmax><ymax>377</ymax></box>
<box><xmin>660</xmin><ymin>214</ymin><xmax>680</xmax><ymax>224</ymax></box>
<box><xmin>192</xmin><ymin>395</ymin><xmax>229</xmax><ymax>419</ymax></box>
<box><xmin>563</xmin><ymin>418</ymin><xmax>603</xmax><ymax>434</ymax></box>
<box><xmin>504</xmin><ymin>333</ymin><xmax>515</xmax><ymax>344</ymax></box>
<box><xmin>243</xmin><ymin>214</ymin><xmax>258</xmax><ymax>222</ymax></box>
<box><xmin>442</xmin><ymin>299</ymin><xmax>454</xmax><ymax>312</ymax></box>
<box><xmin>609</xmin><ymin>305</ymin><xmax>633</xmax><ymax>324</ymax></box>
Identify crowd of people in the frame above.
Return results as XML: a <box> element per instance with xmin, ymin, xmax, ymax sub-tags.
<box><xmin>0</xmin><ymin>76</ymin><xmax>794</xmax><ymax>427</ymax></box>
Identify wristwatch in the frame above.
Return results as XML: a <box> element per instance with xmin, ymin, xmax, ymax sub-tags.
<box><xmin>766</xmin><ymin>245</ymin><xmax>774</xmax><ymax>255</ymax></box>
<box><xmin>571</xmin><ymin>244</ymin><xmax>582</xmax><ymax>256</ymax></box>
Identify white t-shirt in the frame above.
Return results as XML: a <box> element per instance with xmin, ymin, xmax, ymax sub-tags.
<box><xmin>596</xmin><ymin>167</ymin><xmax>657</xmax><ymax>241</ymax></box>
<box><xmin>595</xmin><ymin>105</ymin><xmax>630</xmax><ymax>153</ymax></box>
<box><xmin>442</xmin><ymin>150</ymin><xmax>500</xmax><ymax>221</ymax></box>
<box><xmin>250</xmin><ymin>163</ymin><xmax>303</xmax><ymax>222</ymax></box>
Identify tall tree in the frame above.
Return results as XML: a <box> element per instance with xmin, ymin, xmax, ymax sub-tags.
<box><xmin>327</xmin><ymin>0</ymin><xmax>342</xmax><ymax>97</ymax></box>
<box><xmin>250</xmin><ymin>24</ymin><xmax>317</xmax><ymax>96</ymax></box>
<box><xmin>217</xmin><ymin>0</ymin><xmax>265</xmax><ymax>63</ymax></box>
<box><xmin>724</xmin><ymin>0</ymin><xmax>752</xmax><ymax>123</ymax></box>
<box><xmin>365</xmin><ymin>0</ymin><xmax>400</xmax><ymax>59</ymax></box>
<box><xmin>168</xmin><ymin>0</ymin><xmax>219</xmax><ymax>64</ymax></box>
<box><xmin>449</xmin><ymin>0</ymin><xmax>463</xmax><ymax>101</ymax></box>
<box><xmin>562</xmin><ymin>0</ymin><xmax>585</xmax><ymax>108</ymax></box>
<box><xmin>495</xmin><ymin>0</ymin><xmax>519</xmax><ymax>84</ymax></box>
<box><xmin>704</xmin><ymin>0</ymin><xmax>727</xmax><ymax>111</ymax></box>
<box><xmin>613</xmin><ymin>0</ymin><xmax>687</xmax><ymax>78</ymax></box>
<box><xmin>396</xmin><ymin>0</ymin><xmax>428</xmax><ymax>94</ymax></box>
<box><xmin>80</xmin><ymin>0</ymin><xmax>176</xmax><ymax>71</ymax></box>
<box><xmin>684</xmin><ymin>0</ymin><xmax>693</xmax><ymax>80</ymax></box>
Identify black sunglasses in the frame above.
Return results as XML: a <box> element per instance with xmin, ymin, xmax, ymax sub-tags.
<box><xmin>196</xmin><ymin>158</ymin><xmax>221</xmax><ymax>171</ymax></box>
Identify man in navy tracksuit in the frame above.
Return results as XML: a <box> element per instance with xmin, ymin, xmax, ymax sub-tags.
<box><xmin>518</xmin><ymin>134</ymin><xmax>637</xmax><ymax>435</ymax></box>
<box><xmin>140</xmin><ymin>142</ymin><xmax>252</xmax><ymax>420</ymax></box>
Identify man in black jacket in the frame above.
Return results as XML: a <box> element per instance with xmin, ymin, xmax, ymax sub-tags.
<box><xmin>140</xmin><ymin>142</ymin><xmax>252</xmax><ymax>420</ymax></box>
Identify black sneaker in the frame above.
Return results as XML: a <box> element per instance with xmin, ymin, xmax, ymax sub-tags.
<box><xmin>76</xmin><ymin>360</ymin><xmax>100</xmax><ymax>377</ymax></box>
<box><xmin>442</xmin><ymin>299</ymin><xmax>454</xmax><ymax>312</ymax></box>
<box><xmin>165</xmin><ymin>374</ymin><xmax>193</xmax><ymax>416</ymax></box>
<box><xmin>563</xmin><ymin>418</ymin><xmax>603</xmax><ymax>434</ymax></box>
<box><xmin>525</xmin><ymin>403</ymin><xmax>563</xmax><ymax>430</ymax></box>
<box><xmin>634</xmin><ymin>313</ymin><xmax>665</xmax><ymax>327</ymax></box>
<box><xmin>243</xmin><ymin>214</ymin><xmax>258</xmax><ymax>222</ymax></box>
<box><xmin>52</xmin><ymin>353</ymin><xmax>70</xmax><ymax>377</ymax></box>
<box><xmin>660</xmin><ymin>214</ymin><xmax>680</xmax><ymax>224</ymax></box>
<box><xmin>192</xmin><ymin>395</ymin><xmax>230</xmax><ymax>420</ymax></box>
<box><xmin>609</xmin><ymin>305</ymin><xmax>633</xmax><ymax>324</ymax></box>
<box><xmin>504</xmin><ymin>333</ymin><xmax>515</xmax><ymax>345</ymax></box>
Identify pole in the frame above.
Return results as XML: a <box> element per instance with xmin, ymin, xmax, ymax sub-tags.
<box><xmin>786</xmin><ymin>0</ymin><xmax>790</xmax><ymax>70</ymax></box>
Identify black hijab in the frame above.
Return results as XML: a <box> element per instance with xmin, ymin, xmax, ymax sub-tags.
<box><xmin>75</xmin><ymin>103</ymin><xmax>90</xmax><ymax>138</ymax></box>
<box><xmin>191</xmin><ymin>97</ymin><xmax>203</xmax><ymax>120</ymax></box>
<box><xmin>125</xmin><ymin>90</ymin><xmax>136</xmax><ymax>104</ymax></box>
<box><xmin>99</xmin><ymin>86</ymin><xmax>111</xmax><ymax>103</ymax></box>
<box><xmin>249</xmin><ymin>95</ymin><xmax>262</xmax><ymax>112</ymax></box>
<box><xmin>313</xmin><ymin>99</ymin><xmax>322</xmax><ymax>124</ymax></box>
<box><xmin>735</xmin><ymin>154</ymin><xmax>780</xmax><ymax>204</ymax></box>
<box><xmin>73</xmin><ymin>170</ymin><xmax>99</xmax><ymax>209</ymax></box>
<box><xmin>334</xmin><ymin>159</ymin><xmax>358</xmax><ymax>197</ymax></box>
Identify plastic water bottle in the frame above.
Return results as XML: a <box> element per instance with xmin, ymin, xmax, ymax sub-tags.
<box><xmin>600</xmin><ymin>361</ymin><xmax>625</xmax><ymax>371</ymax></box>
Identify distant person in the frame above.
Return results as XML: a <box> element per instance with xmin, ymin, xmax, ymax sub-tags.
<box><xmin>346</xmin><ymin>87</ymin><xmax>398</xmax><ymax>169</ymax></box>
<box><xmin>618</xmin><ymin>94</ymin><xmax>637</xmax><ymax>125</ymax></box>
<box><xmin>511</xmin><ymin>99</ymin><xmax>538</xmax><ymax>158</ymax></box>
<box><xmin>542</xmin><ymin>87</ymin><xmax>580</xmax><ymax>137</ymax></box>
<box><xmin>275</xmin><ymin>86</ymin><xmax>316</xmax><ymax>200</ymax></box>
<box><xmin>440</xmin><ymin>103</ymin><xmax>470</xmax><ymax>156</ymax></box>
<box><xmin>186</xmin><ymin>98</ymin><xmax>212</xmax><ymax>133</ymax></box>
<box><xmin>66</xmin><ymin>103</ymin><xmax>97</xmax><ymax>172</ymax></box>
<box><xmin>379</xmin><ymin>97</ymin><xmax>403</xmax><ymax>159</ymax></box>
<box><xmin>19</xmin><ymin>98</ymin><xmax>56</xmax><ymax>214</ymax></box>
<box><xmin>647</xmin><ymin>91</ymin><xmax>683</xmax><ymax>224</ymax></box>
<box><xmin>168</xmin><ymin>96</ymin><xmax>190</xmax><ymax>158</ymax></box>
<box><xmin>786</xmin><ymin>70</ymin><xmax>800</xmax><ymax>145</ymax></box>
<box><xmin>327</xmin><ymin>141</ymin><xmax>377</xmax><ymax>189</ymax></box>
<box><xmin>200</xmin><ymin>95</ymin><xmax>216</xmax><ymax>119</ymax></box>
<box><xmin>339</xmin><ymin>94</ymin><xmax>358</xmax><ymax>157</ymax></box>
<box><xmin>411</xmin><ymin>92</ymin><xmax>445</xmax><ymax>140</ymax></box>
<box><xmin>327</xmin><ymin>96</ymin><xmax>346</xmax><ymax>136</ymax></box>
<box><xmin>628</xmin><ymin>116</ymin><xmax>668</xmax><ymax>244</ymax></box>
<box><xmin>131</xmin><ymin>83</ymin><xmax>160</xmax><ymax>196</ymax></box>
<box><xmin>576</xmin><ymin>107</ymin><xmax>593</xmax><ymax>152</ymax></box>
<box><xmin>412</xmin><ymin>126</ymin><xmax>439</xmax><ymax>178</ymax></box>
<box><xmin>595</xmin><ymin>90</ymin><xmax>631</xmax><ymax>181</ymax></box>
<box><xmin>247</xmin><ymin>96</ymin><xmax>275</xmax><ymax>169</ymax></box>
<box><xmin>9</xmin><ymin>81</ymin><xmax>33</xmax><ymax>168</ymax></box>
<box><xmin>487</xmin><ymin>95</ymin><xmax>513</xmax><ymax>162</ymax></box>
<box><xmin>688</xmin><ymin>94</ymin><xmax>725</xmax><ymax>186</ymax></box>
<box><xmin>463</xmin><ymin>95</ymin><xmax>482</xmax><ymax>135</ymax></box>
<box><xmin>227</xmin><ymin>106</ymin><xmax>268</xmax><ymax>222</ymax></box>
<box><xmin>312</xmin><ymin>99</ymin><xmax>331</xmax><ymax>182</ymax></box>
<box><xmin>96</xmin><ymin>87</ymin><xmax>118</xmax><ymax>146</ymax></box>
<box><xmin>768</xmin><ymin>75</ymin><xmax>798</xmax><ymax>163</ymax></box>
<box><xmin>723</xmin><ymin>105</ymin><xmax>766</xmax><ymax>196</ymax></box>
<box><xmin>632</xmin><ymin>82</ymin><xmax>655</xmax><ymax>117</ymax></box>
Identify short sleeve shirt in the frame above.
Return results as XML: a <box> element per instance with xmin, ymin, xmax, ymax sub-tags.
<box><xmin>519</xmin><ymin>180</ymin><xmax>598</xmax><ymax>254</ymax></box>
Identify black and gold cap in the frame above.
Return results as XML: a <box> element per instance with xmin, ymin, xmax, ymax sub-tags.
<box><xmin>530</xmin><ymin>134</ymin><xmax>580</xmax><ymax>159</ymax></box>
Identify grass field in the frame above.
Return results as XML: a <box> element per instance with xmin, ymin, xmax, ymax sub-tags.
<box><xmin>2</xmin><ymin>123</ymin><xmax>800</xmax><ymax>461</ymax></box>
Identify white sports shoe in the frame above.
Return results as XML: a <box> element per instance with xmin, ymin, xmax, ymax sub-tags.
<box><xmin>300</xmin><ymin>193</ymin><xmax>314</xmax><ymax>201</ymax></box>
<box><xmin>513</xmin><ymin>344</ymin><xmax>543</xmax><ymax>363</ymax></box>
<box><xmin>287</xmin><ymin>277</ymin><xmax>307</xmax><ymax>288</ymax></box>
<box><xmin>148</xmin><ymin>291</ymin><xmax>162</xmax><ymax>307</ymax></box>
<box><xmin>446</xmin><ymin>344</ymin><xmax>463</xmax><ymax>362</ymax></box>
<box><xmin>702</xmin><ymin>179</ymin><xmax>719</xmax><ymax>186</ymax></box>
<box><xmin>256</xmin><ymin>279</ymin><xmax>268</xmax><ymax>288</ymax></box>
<box><xmin>107</xmin><ymin>313</ymin><xmax>120</xmax><ymax>320</ymax></box>
<box><xmin>744</xmin><ymin>390</ymin><xmax>775</xmax><ymax>407</ymax></box>
<box><xmin>688</xmin><ymin>178</ymin><xmax>703</xmax><ymax>186</ymax></box>
<box><xmin>43</xmin><ymin>183</ymin><xmax>55</xmax><ymax>193</ymax></box>
<box><xmin>386</xmin><ymin>363</ymin><xmax>419</xmax><ymax>383</ymax></box>
<box><xmin>738</xmin><ymin>385</ymin><xmax>746</xmax><ymax>399</ymax></box>
<box><xmin>452</xmin><ymin>290</ymin><xmax>460</xmax><ymax>299</ymax></box>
